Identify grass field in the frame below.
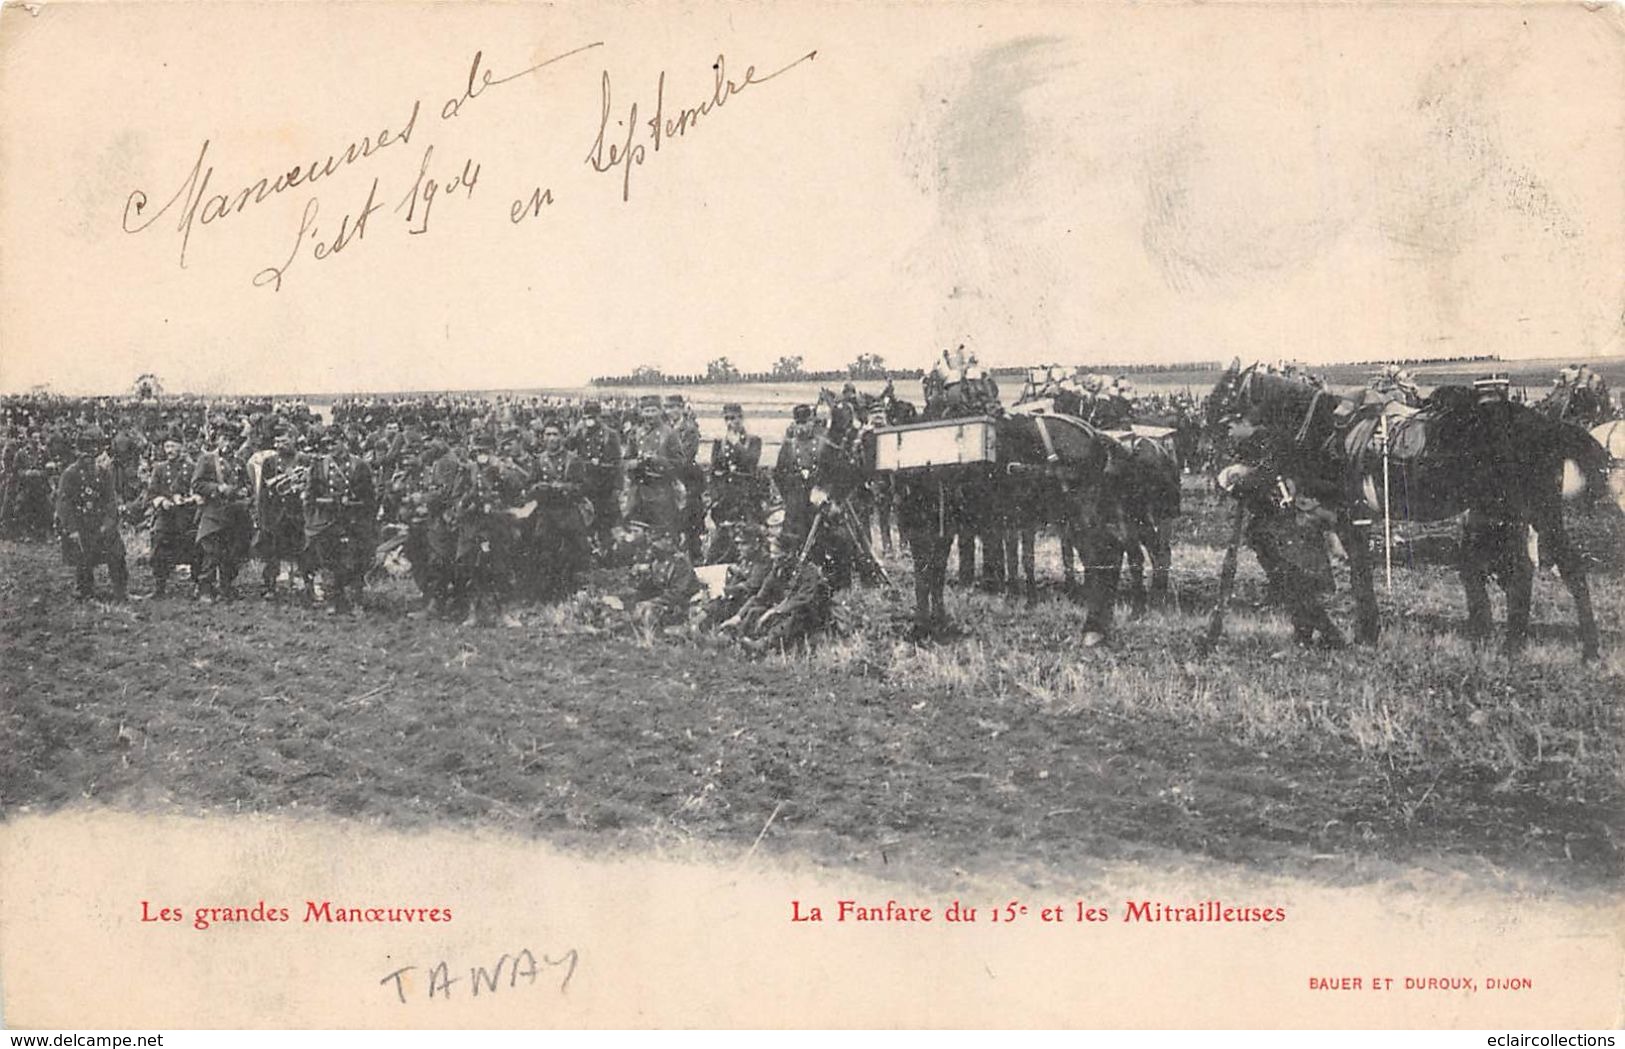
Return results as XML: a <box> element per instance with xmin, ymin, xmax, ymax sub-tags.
<box><xmin>4</xmin><ymin>480</ymin><xmax>1620</xmax><ymax>890</ymax></box>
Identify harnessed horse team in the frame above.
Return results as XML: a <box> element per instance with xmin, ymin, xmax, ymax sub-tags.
<box><xmin>866</xmin><ymin>359</ymin><xmax>1616</xmax><ymax>660</ymax></box>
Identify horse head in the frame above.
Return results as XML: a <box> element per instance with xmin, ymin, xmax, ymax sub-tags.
<box><xmin>1205</xmin><ymin>358</ymin><xmax>1248</xmax><ymax>434</ymax></box>
<box><xmin>1209</xmin><ymin>360</ymin><xmax>1333</xmax><ymax>436</ymax></box>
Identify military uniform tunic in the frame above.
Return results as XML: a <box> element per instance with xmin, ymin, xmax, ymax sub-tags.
<box><xmin>623</xmin><ymin>421</ymin><xmax>684</xmax><ymax>538</ymax></box>
<box><xmin>567</xmin><ymin>421</ymin><xmax>622</xmax><ymax>548</ymax></box>
<box><xmin>55</xmin><ymin>456</ymin><xmax>129</xmax><ymax>598</ymax></box>
<box><xmin>144</xmin><ymin>457</ymin><xmax>198</xmax><ymax>592</ymax></box>
<box><xmin>192</xmin><ymin>450</ymin><xmax>253</xmax><ymax>597</ymax></box>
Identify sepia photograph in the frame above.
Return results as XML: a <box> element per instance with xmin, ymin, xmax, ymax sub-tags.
<box><xmin>0</xmin><ymin>0</ymin><xmax>1621</xmax><ymax>1030</ymax></box>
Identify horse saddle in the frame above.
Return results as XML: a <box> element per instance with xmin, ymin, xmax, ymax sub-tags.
<box><xmin>1338</xmin><ymin>401</ymin><xmax>1428</xmax><ymax>464</ymax></box>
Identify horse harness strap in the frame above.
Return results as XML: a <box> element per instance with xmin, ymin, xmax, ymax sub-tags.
<box><xmin>1034</xmin><ymin>415</ymin><xmax>1059</xmax><ymax>463</ymax></box>
<box><xmin>1294</xmin><ymin>388</ymin><xmax>1325</xmax><ymax>447</ymax></box>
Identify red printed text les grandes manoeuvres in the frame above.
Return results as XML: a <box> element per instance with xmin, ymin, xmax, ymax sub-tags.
<box><xmin>141</xmin><ymin>899</ymin><xmax>453</xmax><ymax>931</ymax></box>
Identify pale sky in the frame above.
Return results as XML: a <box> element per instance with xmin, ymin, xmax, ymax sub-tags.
<box><xmin>2</xmin><ymin>2</ymin><xmax>1621</xmax><ymax>395</ymax></box>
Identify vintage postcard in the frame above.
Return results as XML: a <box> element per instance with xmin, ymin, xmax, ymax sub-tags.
<box><xmin>1</xmin><ymin>0</ymin><xmax>1621</xmax><ymax>1030</ymax></box>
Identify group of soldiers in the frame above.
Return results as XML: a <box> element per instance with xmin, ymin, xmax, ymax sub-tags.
<box><xmin>0</xmin><ymin>389</ymin><xmax>875</xmax><ymax>648</ymax></box>
<box><xmin>40</xmin><ymin>419</ymin><xmax>386</xmax><ymax>611</ymax></box>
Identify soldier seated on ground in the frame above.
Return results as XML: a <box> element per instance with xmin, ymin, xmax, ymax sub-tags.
<box><xmin>702</xmin><ymin>521</ymin><xmax>775</xmax><ymax>630</ymax></box>
<box><xmin>615</xmin><ymin>522</ymin><xmax>702</xmax><ymax>634</ymax></box>
<box><xmin>716</xmin><ymin>534</ymin><xmax>834</xmax><ymax>653</ymax></box>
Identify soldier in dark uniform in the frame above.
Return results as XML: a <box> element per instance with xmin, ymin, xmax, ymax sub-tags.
<box><xmin>303</xmin><ymin>427</ymin><xmax>378</xmax><ymax>615</ymax></box>
<box><xmin>665</xmin><ymin>394</ymin><xmax>706</xmax><ymax>561</ymax></box>
<box><xmin>626</xmin><ymin>531</ymin><xmax>703</xmax><ymax>634</ymax></box>
<box><xmin>526</xmin><ymin>421</ymin><xmax>591</xmax><ymax>600</ymax></box>
<box><xmin>0</xmin><ymin>424</ymin><xmax>18</xmax><ymax>536</ymax></box>
<box><xmin>370</xmin><ymin>420</ymin><xmax>405</xmax><ymax>504</ymax></box>
<box><xmin>1218</xmin><ymin>461</ymin><xmax>1345</xmax><ymax>649</ymax></box>
<box><xmin>702</xmin><ymin>402</ymin><xmax>764</xmax><ymax>564</ymax></box>
<box><xmin>421</xmin><ymin>436</ymin><xmax>467</xmax><ymax>618</ymax></box>
<box><xmin>623</xmin><ymin>394</ymin><xmax>683</xmax><ymax>540</ymax></box>
<box><xmin>567</xmin><ymin>400</ymin><xmax>621</xmax><ymax>556</ymax></box>
<box><xmin>703</xmin><ymin>521</ymin><xmax>774</xmax><ymax>628</ymax></box>
<box><xmin>105</xmin><ymin>430</ymin><xmax>145</xmax><ymax>513</ymax></box>
<box><xmin>717</xmin><ymin>537</ymin><xmax>833</xmax><ymax>653</ymax></box>
<box><xmin>453</xmin><ymin>431</ymin><xmax>529</xmax><ymax>625</ymax></box>
<box><xmin>254</xmin><ymin>427</ymin><xmax>310</xmax><ymax>602</ymax></box>
<box><xmin>336</xmin><ymin>428</ymin><xmax>380</xmax><ymax>607</ymax></box>
<box><xmin>861</xmin><ymin>401</ymin><xmax>896</xmax><ymax>555</ymax></box>
<box><xmin>774</xmin><ymin>404</ymin><xmax>824</xmax><ymax>545</ymax></box>
<box><xmin>392</xmin><ymin>435</ymin><xmax>436</xmax><ymax>600</ymax></box>
<box><xmin>54</xmin><ymin>427</ymin><xmax>129</xmax><ymax>601</ymax></box>
<box><xmin>144</xmin><ymin>437</ymin><xmax>199</xmax><ymax>598</ymax></box>
<box><xmin>6</xmin><ymin>430</ymin><xmax>52</xmax><ymax>540</ymax></box>
<box><xmin>191</xmin><ymin>423</ymin><xmax>254</xmax><ymax>603</ymax></box>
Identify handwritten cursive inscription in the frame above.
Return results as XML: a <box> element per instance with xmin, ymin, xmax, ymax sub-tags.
<box><xmin>586</xmin><ymin>50</ymin><xmax>817</xmax><ymax>201</ymax></box>
<box><xmin>122</xmin><ymin>100</ymin><xmax>421</xmax><ymax>270</ymax></box>
<box><xmin>395</xmin><ymin>145</ymin><xmax>482</xmax><ymax>236</ymax></box>
<box><xmin>118</xmin><ymin>42</ymin><xmax>816</xmax><ymax>288</ymax></box>
<box><xmin>251</xmin><ymin>177</ymin><xmax>388</xmax><ymax>292</ymax></box>
<box><xmin>442</xmin><ymin>42</ymin><xmax>604</xmax><ymax>121</ymax></box>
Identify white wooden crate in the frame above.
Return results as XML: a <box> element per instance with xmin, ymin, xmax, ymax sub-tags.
<box><xmin>872</xmin><ymin>417</ymin><xmax>998</xmax><ymax>472</ymax></box>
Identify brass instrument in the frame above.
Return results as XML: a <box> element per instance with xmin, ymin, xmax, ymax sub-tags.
<box><xmin>264</xmin><ymin>464</ymin><xmax>310</xmax><ymax>497</ymax></box>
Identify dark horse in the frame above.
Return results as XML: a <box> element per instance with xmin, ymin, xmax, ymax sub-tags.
<box><xmin>1208</xmin><ymin>360</ymin><xmax>1612</xmax><ymax>658</ymax></box>
<box><xmin>889</xmin><ymin>410</ymin><xmax>1123</xmax><ymax>642</ymax></box>
<box><xmin>1058</xmin><ymin>428</ymin><xmax>1183</xmax><ymax>615</ymax></box>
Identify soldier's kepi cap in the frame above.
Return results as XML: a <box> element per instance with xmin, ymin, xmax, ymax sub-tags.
<box><xmin>792</xmin><ymin>404</ymin><xmax>813</xmax><ymax>423</ymax></box>
<box><xmin>77</xmin><ymin>426</ymin><xmax>105</xmax><ymax>449</ymax></box>
<box><xmin>664</xmin><ymin>394</ymin><xmax>685</xmax><ymax>408</ymax></box>
<box><xmin>722</xmin><ymin>402</ymin><xmax>743</xmax><ymax>417</ymax></box>
<box><xmin>582</xmin><ymin>400</ymin><xmax>602</xmax><ymax>417</ymax></box>
<box><xmin>638</xmin><ymin>394</ymin><xmax>662</xmax><ymax>409</ymax></box>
